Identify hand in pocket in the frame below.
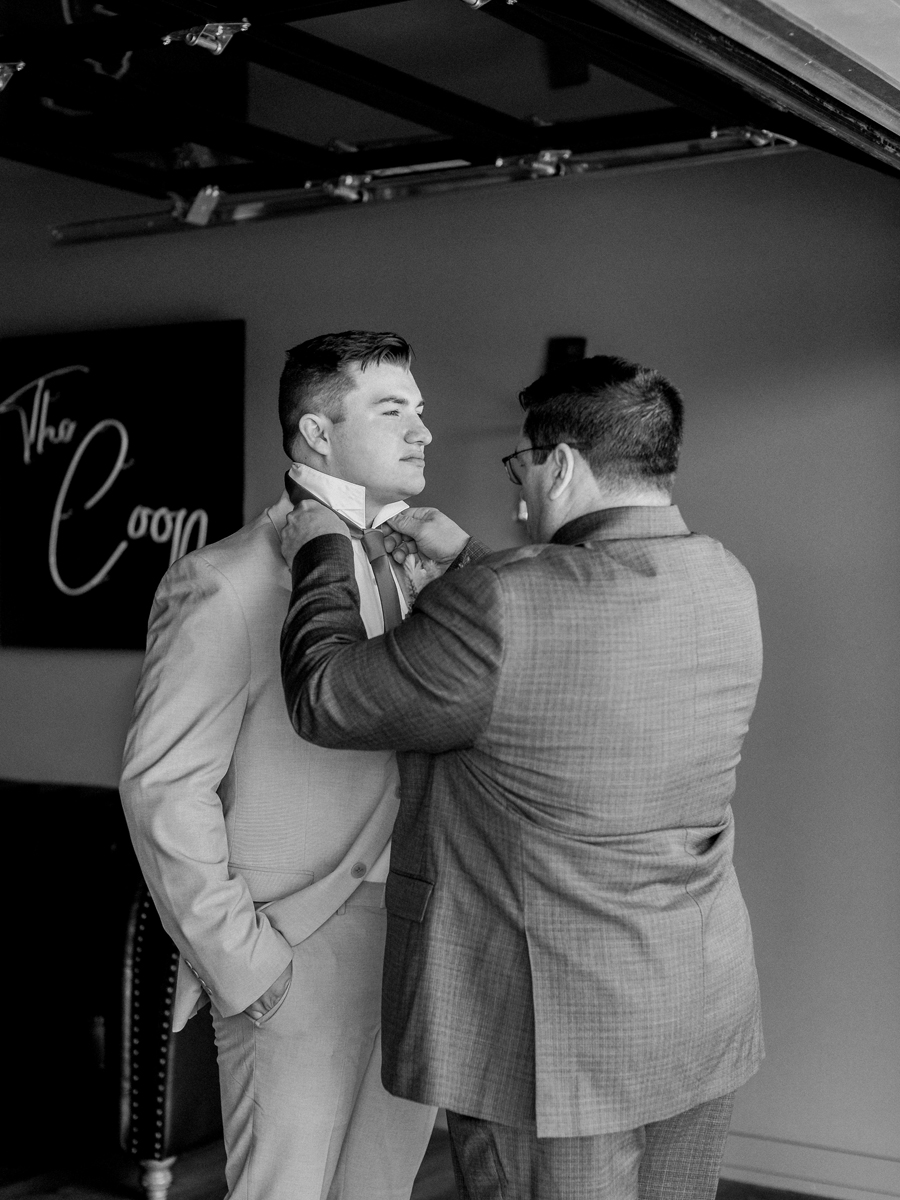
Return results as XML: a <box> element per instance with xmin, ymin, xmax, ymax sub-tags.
<box><xmin>244</xmin><ymin>960</ymin><xmax>293</xmax><ymax>1023</ymax></box>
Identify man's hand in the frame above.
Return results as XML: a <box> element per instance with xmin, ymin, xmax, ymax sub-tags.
<box><xmin>281</xmin><ymin>499</ymin><xmax>349</xmax><ymax>568</ymax></box>
<box><xmin>385</xmin><ymin>508</ymin><xmax>469</xmax><ymax>564</ymax></box>
<box><xmin>381</xmin><ymin>529</ymin><xmax>418</xmax><ymax>565</ymax></box>
<box><xmin>244</xmin><ymin>961</ymin><xmax>292</xmax><ymax>1022</ymax></box>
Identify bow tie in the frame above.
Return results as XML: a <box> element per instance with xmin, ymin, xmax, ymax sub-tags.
<box><xmin>285</xmin><ymin>472</ymin><xmax>403</xmax><ymax>632</ymax></box>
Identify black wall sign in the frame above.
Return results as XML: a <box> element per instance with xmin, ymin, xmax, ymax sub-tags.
<box><xmin>0</xmin><ymin>321</ymin><xmax>244</xmax><ymax>650</ymax></box>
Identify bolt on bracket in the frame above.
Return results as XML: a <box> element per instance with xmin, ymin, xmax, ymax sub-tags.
<box><xmin>162</xmin><ymin>20</ymin><xmax>250</xmax><ymax>55</ymax></box>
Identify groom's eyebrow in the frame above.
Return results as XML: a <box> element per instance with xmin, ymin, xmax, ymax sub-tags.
<box><xmin>373</xmin><ymin>395</ymin><xmax>425</xmax><ymax>409</ymax></box>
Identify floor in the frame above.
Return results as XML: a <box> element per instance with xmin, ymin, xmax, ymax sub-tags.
<box><xmin>0</xmin><ymin>1130</ymin><xmax>816</xmax><ymax>1200</ymax></box>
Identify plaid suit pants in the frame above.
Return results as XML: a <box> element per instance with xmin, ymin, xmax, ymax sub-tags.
<box><xmin>447</xmin><ymin>1092</ymin><xmax>735</xmax><ymax>1200</ymax></box>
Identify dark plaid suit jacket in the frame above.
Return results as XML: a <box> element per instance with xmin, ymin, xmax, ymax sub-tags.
<box><xmin>281</xmin><ymin>505</ymin><xmax>764</xmax><ymax>1137</ymax></box>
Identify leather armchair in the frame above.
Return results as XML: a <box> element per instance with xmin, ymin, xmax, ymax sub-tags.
<box><xmin>120</xmin><ymin>882</ymin><xmax>223</xmax><ymax>1200</ymax></box>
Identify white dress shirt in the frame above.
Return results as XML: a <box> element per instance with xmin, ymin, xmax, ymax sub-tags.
<box><xmin>287</xmin><ymin>463</ymin><xmax>410</xmax><ymax>882</ymax></box>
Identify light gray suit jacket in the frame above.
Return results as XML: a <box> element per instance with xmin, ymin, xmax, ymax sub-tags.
<box><xmin>121</xmin><ymin>494</ymin><xmax>403</xmax><ymax>1029</ymax></box>
<box><xmin>282</xmin><ymin>505</ymin><xmax>764</xmax><ymax>1136</ymax></box>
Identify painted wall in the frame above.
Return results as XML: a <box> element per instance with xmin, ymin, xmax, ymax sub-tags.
<box><xmin>1</xmin><ymin>145</ymin><xmax>898</xmax><ymax>1197</ymax></box>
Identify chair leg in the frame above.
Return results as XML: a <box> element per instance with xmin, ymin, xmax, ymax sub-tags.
<box><xmin>140</xmin><ymin>1156</ymin><xmax>177</xmax><ymax>1200</ymax></box>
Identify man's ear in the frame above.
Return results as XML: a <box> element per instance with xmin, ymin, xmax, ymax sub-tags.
<box><xmin>547</xmin><ymin>443</ymin><xmax>577</xmax><ymax>501</ymax></box>
<box><xmin>296</xmin><ymin>412</ymin><xmax>332</xmax><ymax>458</ymax></box>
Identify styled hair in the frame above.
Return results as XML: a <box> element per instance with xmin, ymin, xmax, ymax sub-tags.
<box><xmin>519</xmin><ymin>355</ymin><xmax>683</xmax><ymax>490</ymax></box>
<box><xmin>279</xmin><ymin>330</ymin><xmax>412</xmax><ymax>457</ymax></box>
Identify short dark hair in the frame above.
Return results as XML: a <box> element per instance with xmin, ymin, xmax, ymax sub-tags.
<box><xmin>279</xmin><ymin>330</ymin><xmax>412</xmax><ymax>457</ymax></box>
<box><xmin>519</xmin><ymin>355</ymin><xmax>683</xmax><ymax>490</ymax></box>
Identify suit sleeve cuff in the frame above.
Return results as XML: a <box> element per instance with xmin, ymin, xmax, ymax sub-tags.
<box><xmin>449</xmin><ymin>537</ymin><xmax>492</xmax><ymax>572</ymax></box>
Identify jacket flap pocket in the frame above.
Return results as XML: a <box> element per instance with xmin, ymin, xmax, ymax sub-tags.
<box><xmin>386</xmin><ymin>869</ymin><xmax>434</xmax><ymax>923</ymax></box>
<box><xmin>230</xmin><ymin>865</ymin><xmax>314</xmax><ymax>903</ymax></box>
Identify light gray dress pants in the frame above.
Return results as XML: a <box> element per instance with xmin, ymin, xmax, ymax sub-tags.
<box><xmin>212</xmin><ymin>882</ymin><xmax>436</xmax><ymax>1200</ymax></box>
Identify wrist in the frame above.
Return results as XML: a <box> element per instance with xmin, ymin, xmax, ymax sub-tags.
<box><xmin>434</xmin><ymin>533</ymin><xmax>470</xmax><ymax>563</ymax></box>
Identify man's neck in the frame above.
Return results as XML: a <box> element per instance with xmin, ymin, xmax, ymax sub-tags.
<box><xmin>587</xmin><ymin>491</ymin><xmax>671</xmax><ymax>511</ymax></box>
<box><xmin>541</xmin><ymin>489</ymin><xmax>671</xmax><ymax>542</ymax></box>
<box><xmin>363</xmin><ymin>494</ymin><xmax>395</xmax><ymax>525</ymax></box>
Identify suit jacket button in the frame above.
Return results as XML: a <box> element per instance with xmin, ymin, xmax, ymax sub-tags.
<box><xmin>351</xmin><ymin>862</ymin><xmax>367</xmax><ymax>878</ymax></box>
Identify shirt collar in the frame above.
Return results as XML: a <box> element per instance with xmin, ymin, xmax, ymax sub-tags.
<box><xmin>288</xmin><ymin>462</ymin><xmax>408</xmax><ymax>530</ymax></box>
<box><xmin>551</xmin><ymin>505</ymin><xmax>691</xmax><ymax>545</ymax></box>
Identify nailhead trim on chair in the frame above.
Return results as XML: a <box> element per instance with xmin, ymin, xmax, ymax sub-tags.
<box><xmin>126</xmin><ymin>889</ymin><xmax>180</xmax><ymax>1158</ymax></box>
<box><xmin>119</xmin><ymin>879</ymin><xmax>221</xmax><ymax>1200</ymax></box>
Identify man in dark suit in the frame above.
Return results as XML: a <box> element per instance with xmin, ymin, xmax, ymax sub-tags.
<box><xmin>279</xmin><ymin>355</ymin><xmax>764</xmax><ymax>1199</ymax></box>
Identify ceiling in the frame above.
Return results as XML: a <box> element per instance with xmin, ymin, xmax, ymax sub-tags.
<box><xmin>2</xmin><ymin>0</ymin><xmax>899</xmax><ymax>240</ymax></box>
<box><xmin>663</xmin><ymin>0</ymin><xmax>900</xmax><ymax>142</ymax></box>
<box><xmin>671</xmin><ymin>0</ymin><xmax>900</xmax><ymax>105</ymax></box>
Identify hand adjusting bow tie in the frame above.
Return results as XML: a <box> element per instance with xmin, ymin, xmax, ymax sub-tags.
<box><xmin>285</xmin><ymin>472</ymin><xmax>403</xmax><ymax>632</ymax></box>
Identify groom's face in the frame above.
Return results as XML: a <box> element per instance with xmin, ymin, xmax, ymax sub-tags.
<box><xmin>328</xmin><ymin>361</ymin><xmax>431</xmax><ymax>506</ymax></box>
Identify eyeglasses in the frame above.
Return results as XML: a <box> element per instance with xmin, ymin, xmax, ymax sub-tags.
<box><xmin>501</xmin><ymin>444</ymin><xmax>589</xmax><ymax>485</ymax></box>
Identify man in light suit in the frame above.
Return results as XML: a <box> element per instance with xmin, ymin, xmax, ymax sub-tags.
<box><xmin>120</xmin><ymin>331</ymin><xmax>467</xmax><ymax>1200</ymax></box>
<box><xmin>279</xmin><ymin>355</ymin><xmax>764</xmax><ymax>1199</ymax></box>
